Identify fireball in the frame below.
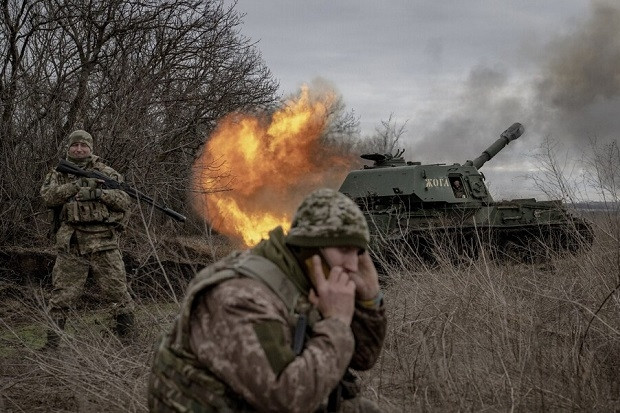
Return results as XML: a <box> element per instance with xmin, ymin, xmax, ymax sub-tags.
<box><xmin>192</xmin><ymin>85</ymin><xmax>356</xmax><ymax>246</ymax></box>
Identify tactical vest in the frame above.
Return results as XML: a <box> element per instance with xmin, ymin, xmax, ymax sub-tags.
<box><xmin>148</xmin><ymin>251</ymin><xmax>311</xmax><ymax>413</ymax></box>
<box><xmin>56</xmin><ymin>161</ymin><xmax>124</xmax><ymax>226</ymax></box>
<box><xmin>64</xmin><ymin>199</ymin><xmax>111</xmax><ymax>223</ymax></box>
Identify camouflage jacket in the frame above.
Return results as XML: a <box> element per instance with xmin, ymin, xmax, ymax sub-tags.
<box><xmin>40</xmin><ymin>156</ymin><xmax>131</xmax><ymax>254</ymax></box>
<box><xmin>148</xmin><ymin>227</ymin><xmax>387</xmax><ymax>413</ymax></box>
<box><xmin>189</xmin><ymin>279</ymin><xmax>385</xmax><ymax>412</ymax></box>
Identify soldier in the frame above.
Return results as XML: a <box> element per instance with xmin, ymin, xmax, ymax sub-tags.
<box><xmin>40</xmin><ymin>130</ymin><xmax>135</xmax><ymax>348</ymax></box>
<box><xmin>452</xmin><ymin>178</ymin><xmax>466</xmax><ymax>198</ymax></box>
<box><xmin>148</xmin><ymin>188</ymin><xmax>387</xmax><ymax>412</ymax></box>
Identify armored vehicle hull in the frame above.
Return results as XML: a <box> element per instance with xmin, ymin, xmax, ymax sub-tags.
<box><xmin>339</xmin><ymin>123</ymin><xmax>594</xmax><ymax>264</ymax></box>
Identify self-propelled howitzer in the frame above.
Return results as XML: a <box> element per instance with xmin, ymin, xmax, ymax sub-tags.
<box><xmin>339</xmin><ymin>123</ymin><xmax>593</xmax><ymax>263</ymax></box>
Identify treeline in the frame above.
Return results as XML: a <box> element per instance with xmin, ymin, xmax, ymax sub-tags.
<box><xmin>573</xmin><ymin>201</ymin><xmax>620</xmax><ymax>211</ymax></box>
<box><xmin>0</xmin><ymin>0</ymin><xmax>280</xmax><ymax>246</ymax></box>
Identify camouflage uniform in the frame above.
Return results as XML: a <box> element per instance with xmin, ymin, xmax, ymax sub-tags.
<box><xmin>149</xmin><ymin>189</ymin><xmax>387</xmax><ymax>412</ymax></box>
<box><xmin>40</xmin><ymin>130</ymin><xmax>134</xmax><ymax>341</ymax></box>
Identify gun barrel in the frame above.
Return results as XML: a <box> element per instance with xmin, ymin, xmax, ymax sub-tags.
<box><xmin>160</xmin><ymin>207</ymin><xmax>187</xmax><ymax>223</ymax></box>
<box><xmin>465</xmin><ymin>122</ymin><xmax>524</xmax><ymax>169</ymax></box>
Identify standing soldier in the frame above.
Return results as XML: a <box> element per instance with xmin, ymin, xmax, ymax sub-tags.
<box><xmin>148</xmin><ymin>188</ymin><xmax>387</xmax><ymax>412</ymax></box>
<box><xmin>40</xmin><ymin>130</ymin><xmax>135</xmax><ymax>348</ymax></box>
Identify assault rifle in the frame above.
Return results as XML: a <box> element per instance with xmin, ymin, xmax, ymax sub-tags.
<box><xmin>56</xmin><ymin>159</ymin><xmax>187</xmax><ymax>222</ymax></box>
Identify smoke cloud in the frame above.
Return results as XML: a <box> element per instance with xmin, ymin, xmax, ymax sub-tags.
<box><xmin>535</xmin><ymin>0</ymin><xmax>620</xmax><ymax>145</ymax></box>
<box><xmin>413</xmin><ymin>0</ymin><xmax>620</xmax><ymax>169</ymax></box>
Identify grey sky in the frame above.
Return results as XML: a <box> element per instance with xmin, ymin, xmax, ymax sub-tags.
<box><xmin>226</xmin><ymin>0</ymin><xmax>620</xmax><ymax>199</ymax></box>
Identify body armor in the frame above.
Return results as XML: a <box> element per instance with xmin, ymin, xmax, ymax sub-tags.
<box><xmin>148</xmin><ymin>251</ymin><xmax>307</xmax><ymax>413</ymax></box>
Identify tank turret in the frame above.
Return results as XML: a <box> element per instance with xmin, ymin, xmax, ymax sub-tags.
<box><xmin>464</xmin><ymin>122</ymin><xmax>524</xmax><ymax>169</ymax></box>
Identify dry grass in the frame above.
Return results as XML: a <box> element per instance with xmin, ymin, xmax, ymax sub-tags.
<box><xmin>363</xmin><ymin>211</ymin><xmax>620</xmax><ymax>412</ymax></box>
<box><xmin>0</xmin><ymin>297</ymin><xmax>178</xmax><ymax>412</ymax></box>
<box><xmin>1</xmin><ymin>215</ymin><xmax>619</xmax><ymax>412</ymax></box>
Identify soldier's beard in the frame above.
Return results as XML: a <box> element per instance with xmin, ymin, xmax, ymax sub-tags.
<box><xmin>66</xmin><ymin>154</ymin><xmax>92</xmax><ymax>167</ymax></box>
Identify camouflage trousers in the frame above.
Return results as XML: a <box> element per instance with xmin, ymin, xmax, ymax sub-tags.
<box><xmin>48</xmin><ymin>247</ymin><xmax>134</xmax><ymax>317</ymax></box>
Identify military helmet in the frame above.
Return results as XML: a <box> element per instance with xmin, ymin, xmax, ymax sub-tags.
<box><xmin>285</xmin><ymin>188</ymin><xmax>369</xmax><ymax>250</ymax></box>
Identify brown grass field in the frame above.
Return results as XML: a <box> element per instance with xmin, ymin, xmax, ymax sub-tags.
<box><xmin>1</xmin><ymin>211</ymin><xmax>619</xmax><ymax>412</ymax></box>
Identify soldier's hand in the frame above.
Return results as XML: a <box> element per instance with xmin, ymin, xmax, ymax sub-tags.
<box><xmin>76</xmin><ymin>177</ymin><xmax>104</xmax><ymax>188</ymax></box>
<box><xmin>349</xmin><ymin>251</ymin><xmax>380</xmax><ymax>301</ymax></box>
<box><xmin>76</xmin><ymin>187</ymin><xmax>103</xmax><ymax>201</ymax></box>
<box><xmin>308</xmin><ymin>255</ymin><xmax>355</xmax><ymax>325</ymax></box>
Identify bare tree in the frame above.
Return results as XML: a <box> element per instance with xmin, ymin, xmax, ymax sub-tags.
<box><xmin>586</xmin><ymin>139</ymin><xmax>620</xmax><ymax>204</ymax></box>
<box><xmin>0</xmin><ymin>0</ymin><xmax>279</xmax><ymax>245</ymax></box>
<box><xmin>322</xmin><ymin>95</ymin><xmax>360</xmax><ymax>142</ymax></box>
<box><xmin>355</xmin><ymin>113</ymin><xmax>408</xmax><ymax>155</ymax></box>
<box><xmin>528</xmin><ymin>136</ymin><xmax>584</xmax><ymax>204</ymax></box>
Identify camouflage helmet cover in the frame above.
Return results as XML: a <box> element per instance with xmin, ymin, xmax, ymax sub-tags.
<box><xmin>285</xmin><ymin>188</ymin><xmax>370</xmax><ymax>250</ymax></box>
<box><xmin>67</xmin><ymin>130</ymin><xmax>93</xmax><ymax>150</ymax></box>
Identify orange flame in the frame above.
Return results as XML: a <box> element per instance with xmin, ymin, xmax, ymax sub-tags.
<box><xmin>192</xmin><ymin>86</ymin><xmax>356</xmax><ymax>247</ymax></box>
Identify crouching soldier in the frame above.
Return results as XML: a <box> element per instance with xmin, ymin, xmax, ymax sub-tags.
<box><xmin>148</xmin><ymin>188</ymin><xmax>387</xmax><ymax>412</ymax></box>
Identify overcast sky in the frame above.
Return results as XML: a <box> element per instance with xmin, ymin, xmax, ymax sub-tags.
<box><xmin>225</xmin><ymin>0</ymin><xmax>620</xmax><ymax>199</ymax></box>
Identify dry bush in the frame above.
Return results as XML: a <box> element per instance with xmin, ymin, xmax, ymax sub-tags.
<box><xmin>362</xmin><ymin>219</ymin><xmax>619</xmax><ymax>411</ymax></box>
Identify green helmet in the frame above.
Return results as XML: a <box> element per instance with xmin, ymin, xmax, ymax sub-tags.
<box><xmin>285</xmin><ymin>188</ymin><xmax>369</xmax><ymax>250</ymax></box>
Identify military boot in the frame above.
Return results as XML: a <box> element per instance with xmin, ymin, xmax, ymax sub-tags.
<box><xmin>115</xmin><ymin>312</ymin><xmax>134</xmax><ymax>339</ymax></box>
<box><xmin>42</xmin><ymin>317</ymin><xmax>66</xmax><ymax>350</ymax></box>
